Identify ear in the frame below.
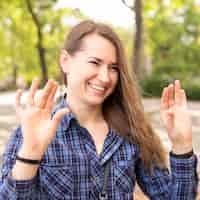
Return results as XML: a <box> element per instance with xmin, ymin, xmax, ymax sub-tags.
<box><xmin>59</xmin><ymin>50</ymin><xmax>71</xmax><ymax>73</ymax></box>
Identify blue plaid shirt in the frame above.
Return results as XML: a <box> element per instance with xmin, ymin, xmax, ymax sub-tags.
<box><xmin>0</xmin><ymin>98</ymin><xmax>198</xmax><ymax>199</ymax></box>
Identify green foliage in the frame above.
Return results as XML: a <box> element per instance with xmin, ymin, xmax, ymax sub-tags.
<box><xmin>141</xmin><ymin>74</ymin><xmax>200</xmax><ymax>100</ymax></box>
<box><xmin>0</xmin><ymin>0</ymin><xmax>88</xmax><ymax>88</ymax></box>
<box><xmin>141</xmin><ymin>0</ymin><xmax>200</xmax><ymax>99</ymax></box>
<box><xmin>140</xmin><ymin>74</ymin><xmax>170</xmax><ymax>97</ymax></box>
<box><xmin>183</xmin><ymin>80</ymin><xmax>200</xmax><ymax>100</ymax></box>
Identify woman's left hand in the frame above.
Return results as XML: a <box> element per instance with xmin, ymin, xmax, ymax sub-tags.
<box><xmin>160</xmin><ymin>80</ymin><xmax>193</xmax><ymax>154</ymax></box>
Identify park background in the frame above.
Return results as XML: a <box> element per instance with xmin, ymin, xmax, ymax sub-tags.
<box><xmin>0</xmin><ymin>0</ymin><xmax>200</xmax><ymax>199</ymax></box>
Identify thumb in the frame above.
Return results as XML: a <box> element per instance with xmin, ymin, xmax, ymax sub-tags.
<box><xmin>49</xmin><ymin>108</ymin><xmax>71</xmax><ymax>136</ymax></box>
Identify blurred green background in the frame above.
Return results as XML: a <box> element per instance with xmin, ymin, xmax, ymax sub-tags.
<box><xmin>0</xmin><ymin>0</ymin><xmax>200</xmax><ymax>99</ymax></box>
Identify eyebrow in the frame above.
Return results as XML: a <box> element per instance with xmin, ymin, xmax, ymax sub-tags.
<box><xmin>88</xmin><ymin>56</ymin><xmax>118</xmax><ymax>66</ymax></box>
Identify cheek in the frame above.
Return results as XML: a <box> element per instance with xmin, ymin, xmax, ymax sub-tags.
<box><xmin>68</xmin><ymin>66</ymin><xmax>83</xmax><ymax>81</ymax></box>
<box><xmin>67</xmin><ymin>70</ymin><xmax>87</xmax><ymax>90</ymax></box>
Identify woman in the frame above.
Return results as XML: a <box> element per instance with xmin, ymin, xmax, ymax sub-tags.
<box><xmin>0</xmin><ymin>20</ymin><xmax>198</xmax><ymax>199</ymax></box>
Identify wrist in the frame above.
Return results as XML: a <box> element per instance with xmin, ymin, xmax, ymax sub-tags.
<box><xmin>19</xmin><ymin>145</ymin><xmax>44</xmax><ymax>160</ymax></box>
<box><xmin>172</xmin><ymin>143</ymin><xmax>193</xmax><ymax>155</ymax></box>
<box><xmin>170</xmin><ymin>149</ymin><xmax>194</xmax><ymax>159</ymax></box>
<box><xmin>16</xmin><ymin>155</ymin><xmax>41</xmax><ymax>165</ymax></box>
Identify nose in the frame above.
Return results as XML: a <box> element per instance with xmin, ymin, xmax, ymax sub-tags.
<box><xmin>98</xmin><ymin>65</ymin><xmax>110</xmax><ymax>83</ymax></box>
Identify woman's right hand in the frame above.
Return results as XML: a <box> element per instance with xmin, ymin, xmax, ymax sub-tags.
<box><xmin>15</xmin><ymin>79</ymin><xmax>70</xmax><ymax>160</ymax></box>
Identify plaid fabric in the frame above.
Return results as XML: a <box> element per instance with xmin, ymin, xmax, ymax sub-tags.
<box><xmin>0</xmin><ymin>98</ymin><xmax>198</xmax><ymax>199</ymax></box>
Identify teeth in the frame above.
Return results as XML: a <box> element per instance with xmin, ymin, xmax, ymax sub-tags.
<box><xmin>89</xmin><ymin>83</ymin><xmax>105</xmax><ymax>91</ymax></box>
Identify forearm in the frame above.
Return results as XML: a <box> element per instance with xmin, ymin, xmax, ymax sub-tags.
<box><xmin>135</xmin><ymin>153</ymin><xmax>198</xmax><ymax>200</ymax></box>
<box><xmin>170</xmin><ymin>154</ymin><xmax>198</xmax><ymax>199</ymax></box>
<box><xmin>1</xmin><ymin>161</ymin><xmax>39</xmax><ymax>199</ymax></box>
<box><xmin>171</xmin><ymin>140</ymin><xmax>193</xmax><ymax>155</ymax></box>
<box><xmin>0</xmin><ymin>127</ymin><xmax>40</xmax><ymax>199</ymax></box>
<box><xmin>0</xmin><ymin>172</ymin><xmax>38</xmax><ymax>200</ymax></box>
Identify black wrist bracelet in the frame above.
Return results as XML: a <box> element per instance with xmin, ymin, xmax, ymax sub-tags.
<box><xmin>16</xmin><ymin>155</ymin><xmax>41</xmax><ymax>165</ymax></box>
<box><xmin>170</xmin><ymin>149</ymin><xmax>194</xmax><ymax>159</ymax></box>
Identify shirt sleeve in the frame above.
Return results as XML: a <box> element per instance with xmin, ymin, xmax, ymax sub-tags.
<box><xmin>135</xmin><ymin>153</ymin><xmax>198</xmax><ymax>199</ymax></box>
<box><xmin>0</xmin><ymin>127</ymin><xmax>38</xmax><ymax>200</ymax></box>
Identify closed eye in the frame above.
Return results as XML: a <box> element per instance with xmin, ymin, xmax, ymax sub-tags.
<box><xmin>110</xmin><ymin>65</ymin><xmax>119</xmax><ymax>72</ymax></box>
<box><xmin>89</xmin><ymin>60</ymin><xmax>99</xmax><ymax>65</ymax></box>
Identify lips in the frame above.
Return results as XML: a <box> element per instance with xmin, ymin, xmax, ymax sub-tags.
<box><xmin>88</xmin><ymin>82</ymin><xmax>107</xmax><ymax>94</ymax></box>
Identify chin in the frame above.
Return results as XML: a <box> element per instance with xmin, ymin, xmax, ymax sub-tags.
<box><xmin>88</xmin><ymin>100</ymin><xmax>104</xmax><ymax>106</ymax></box>
<box><xmin>85</xmin><ymin>97</ymin><xmax>105</xmax><ymax>106</ymax></box>
<box><xmin>84</xmin><ymin>92</ymin><xmax>112</xmax><ymax>106</ymax></box>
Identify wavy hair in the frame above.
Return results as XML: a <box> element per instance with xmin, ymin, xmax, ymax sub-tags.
<box><xmin>61</xmin><ymin>20</ymin><xmax>167</xmax><ymax>172</ymax></box>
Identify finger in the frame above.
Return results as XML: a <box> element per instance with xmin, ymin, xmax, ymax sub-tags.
<box><xmin>174</xmin><ymin>80</ymin><xmax>182</xmax><ymax>105</ymax></box>
<box><xmin>35</xmin><ymin>80</ymin><xmax>56</xmax><ymax>108</ymax></box>
<box><xmin>180</xmin><ymin>89</ymin><xmax>187</xmax><ymax>108</ymax></box>
<box><xmin>49</xmin><ymin>108</ymin><xmax>71</xmax><ymax>137</ymax></box>
<box><xmin>166</xmin><ymin>108</ymin><xmax>174</xmax><ymax>116</ymax></box>
<box><xmin>28</xmin><ymin>78</ymin><xmax>40</xmax><ymax>106</ymax></box>
<box><xmin>15</xmin><ymin>89</ymin><xmax>23</xmax><ymax>117</ymax></box>
<box><xmin>168</xmin><ymin>84</ymin><xmax>174</xmax><ymax>107</ymax></box>
<box><xmin>45</xmin><ymin>84</ymin><xmax>58</xmax><ymax>110</ymax></box>
<box><xmin>161</xmin><ymin>87</ymin><xmax>169</xmax><ymax>110</ymax></box>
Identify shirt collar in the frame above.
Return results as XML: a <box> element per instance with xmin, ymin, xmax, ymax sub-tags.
<box><xmin>53</xmin><ymin>95</ymin><xmax>126</xmax><ymax>162</ymax></box>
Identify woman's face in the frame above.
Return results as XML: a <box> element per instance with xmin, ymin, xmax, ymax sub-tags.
<box><xmin>61</xmin><ymin>33</ymin><xmax>119</xmax><ymax>107</ymax></box>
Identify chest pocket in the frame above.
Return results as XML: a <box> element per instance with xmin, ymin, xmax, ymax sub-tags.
<box><xmin>114</xmin><ymin>160</ymin><xmax>135</xmax><ymax>194</ymax></box>
<box><xmin>39</xmin><ymin>162</ymin><xmax>73</xmax><ymax>199</ymax></box>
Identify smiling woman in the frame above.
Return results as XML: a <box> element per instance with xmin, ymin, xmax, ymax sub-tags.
<box><xmin>60</xmin><ymin>33</ymin><xmax>119</xmax><ymax>107</ymax></box>
<box><xmin>0</xmin><ymin>20</ymin><xmax>198</xmax><ymax>199</ymax></box>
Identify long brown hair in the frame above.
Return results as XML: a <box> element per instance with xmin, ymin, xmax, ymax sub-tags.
<box><xmin>61</xmin><ymin>20</ymin><xmax>167</xmax><ymax>172</ymax></box>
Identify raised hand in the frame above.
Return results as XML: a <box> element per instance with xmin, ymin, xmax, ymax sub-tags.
<box><xmin>15</xmin><ymin>79</ymin><xmax>70</xmax><ymax>159</ymax></box>
<box><xmin>160</xmin><ymin>80</ymin><xmax>192</xmax><ymax>154</ymax></box>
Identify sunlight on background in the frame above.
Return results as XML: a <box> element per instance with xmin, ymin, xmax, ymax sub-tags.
<box><xmin>56</xmin><ymin>0</ymin><xmax>200</xmax><ymax>27</ymax></box>
<box><xmin>56</xmin><ymin>0</ymin><xmax>134</xmax><ymax>28</ymax></box>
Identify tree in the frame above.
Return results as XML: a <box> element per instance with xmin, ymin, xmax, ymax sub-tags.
<box><xmin>0</xmin><ymin>0</ymin><xmax>86</xmax><ymax>88</ymax></box>
<box><xmin>25</xmin><ymin>0</ymin><xmax>57</xmax><ymax>85</ymax></box>
<box><xmin>122</xmin><ymin>0</ymin><xmax>144</xmax><ymax>80</ymax></box>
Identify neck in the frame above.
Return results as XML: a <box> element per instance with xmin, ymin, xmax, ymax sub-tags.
<box><xmin>66</xmin><ymin>95</ymin><xmax>104</xmax><ymax>127</ymax></box>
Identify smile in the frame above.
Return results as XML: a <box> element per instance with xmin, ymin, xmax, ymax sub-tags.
<box><xmin>88</xmin><ymin>83</ymin><xmax>106</xmax><ymax>92</ymax></box>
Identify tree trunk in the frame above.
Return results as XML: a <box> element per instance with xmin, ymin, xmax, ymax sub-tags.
<box><xmin>12</xmin><ymin>63</ymin><xmax>18</xmax><ymax>87</ymax></box>
<box><xmin>26</xmin><ymin>0</ymin><xmax>48</xmax><ymax>85</ymax></box>
<box><xmin>37</xmin><ymin>40</ymin><xmax>48</xmax><ymax>84</ymax></box>
<box><xmin>133</xmin><ymin>0</ymin><xmax>143</xmax><ymax>80</ymax></box>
